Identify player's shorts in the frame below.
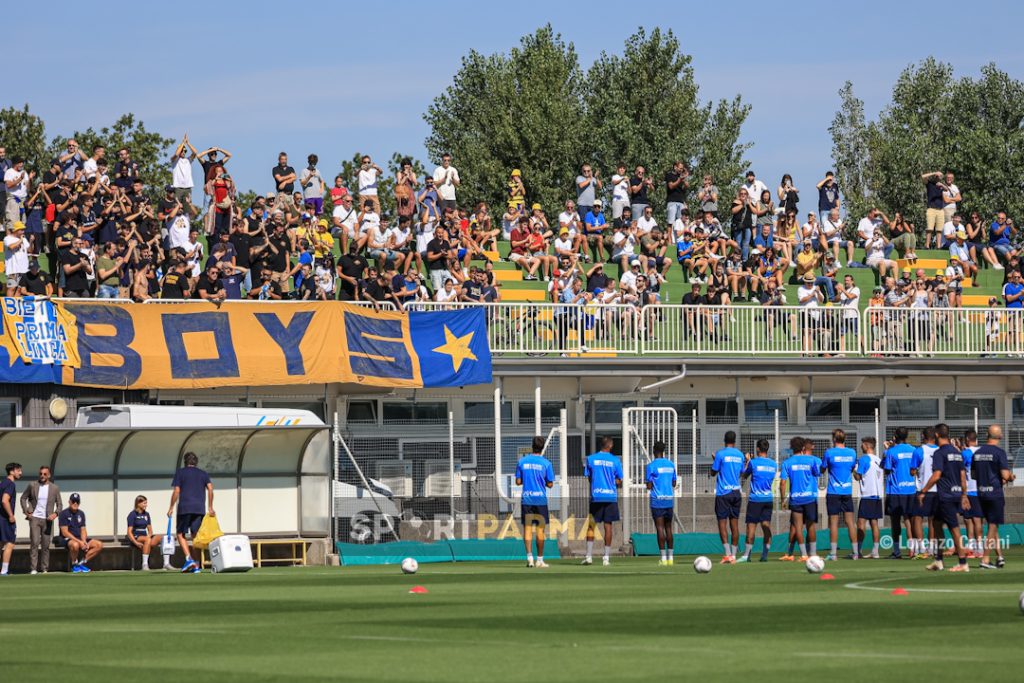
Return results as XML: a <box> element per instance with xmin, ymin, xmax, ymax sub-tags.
<box><xmin>962</xmin><ymin>496</ymin><xmax>982</xmax><ymax>520</ymax></box>
<box><xmin>588</xmin><ymin>501</ymin><xmax>620</xmax><ymax>524</ymax></box>
<box><xmin>857</xmin><ymin>498</ymin><xmax>883</xmax><ymax>520</ymax></box>
<box><xmin>53</xmin><ymin>536</ymin><xmax>92</xmax><ymax>549</ymax></box>
<box><xmin>0</xmin><ymin>518</ymin><xmax>16</xmax><ymax>544</ymax></box>
<box><xmin>650</xmin><ymin>506</ymin><xmax>673</xmax><ymax>520</ymax></box>
<box><xmin>745</xmin><ymin>500</ymin><xmax>773</xmax><ymax>524</ymax></box>
<box><xmin>980</xmin><ymin>496</ymin><xmax>1005</xmax><ymax>525</ymax></box>
<box><xmin>885</xmin><ymin>493</ymin><xmax>914</xmax><ymax>517</ymax></box>
<box><xmin>789</xmin><ymin>501</ymin><xmax>818</xmax><ymax>524</ymax></box>
<box><xmin>521</xmin><ymin>504</ymin><xmax>549</xmax><ymax>526</ymax></box>
<box><xmin>935</xmin><ymin>499</ymin><xmax>962</xmax><ymax>528</ymax></box>
<box><xmin>914</xmin><ymin>492</ymin><xmax>939</xmax><ymax>518</ymax></box>
<box><xmin>826</xmin><ymin>494</ymin><xmax>854</xmax><ymax>515</ymax></box>
<box><xmin>714</xmin><ymin>491</ymin><xmax>742</xmax><ymax>520</ymax></box>
<box><xmin>176</xmin><ymin>513</ymin><xmax>204</xmax><ymax>538</ymax></box>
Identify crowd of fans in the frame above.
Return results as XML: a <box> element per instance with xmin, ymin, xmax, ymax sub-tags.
<box><xmin>2</xmin><ymin>142</ymin><xmax>1023</xmax><ymax>320</ymax></box>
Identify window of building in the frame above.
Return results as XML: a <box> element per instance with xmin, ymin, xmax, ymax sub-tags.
<box><xmin>346</xmin><ymin>400</ymin><xmax>377</xmax><ymax>424</ymax></box>
<box><xmin>849</xmin><ymin>398</ymin><xmax>881</xmax><ymax>422</ymax></box>
<box><xmin>887</xmin><ymin>398</ymin><xmax>938</xmax><ymax>421</ymax></box>
<box><xmin>744</xmin><ymin>399</ymin><xmax>787</xmax><ymax>422</ymax></box>
<box><xmin>592</xmin><ymin>400</ymin><xmax>636</xmax><ymax>424</ymax></box>
<box><xmin>517</xmin><ymin>401</ymin><xmax>564</xmax><ymax>425</ymax></box>
<box><xmin>704</xmin><ymin>399</ymin><xmax>739</xmax><ymax>423</ymax></box>
<box><xmin>654</xmin><ymin>401</ymin><xmax>698</xmax><ymax>421</ymax></box>
<box><xmin>465</xmin><ymin>401</ymin><xmax>512</xmax><ymax>424</ymax></box>
<box><xmin>382</xmin><ymin>401</ymin><xmax>448</xmax><ymax>424</ymax></box>
<box><xmin>806</xmin><ymin>399</ymin><xmax>842</xmax><ymax>422</ymax></box>
<box><xmin>944</xmin><ymin>398</ymin><xmax>996</xmax><ymax>421</ymax></box>
<box><xmin>0</xmin><ymin>400</ymin><xmax>19</xmax><ymax>428</ymax></box>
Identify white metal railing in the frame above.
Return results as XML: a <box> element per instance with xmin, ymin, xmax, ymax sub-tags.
<box><xmin>141</xmin><ymin>298</ymin><xmax>396</xmax><ymax>310</ymax></box>
<box><xmin>405</xmin><ymin>301</ymin><xmax>639</xmax><ymax>355</ymax></box>
<box><xmin>641</xmin><ymin>304</ymin><xmax>862</xmax><ymax>356</ymax></box>
<box><xmin>863</xmin><ymin>306</ymin><xmax>1024</xmax><ymax>356</ymax></box>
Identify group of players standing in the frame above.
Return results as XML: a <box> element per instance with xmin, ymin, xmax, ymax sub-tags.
<box><xmin>513</xmin><ymin>424</ymin><xmax>1015</xmax><ymax>570</ymax></box>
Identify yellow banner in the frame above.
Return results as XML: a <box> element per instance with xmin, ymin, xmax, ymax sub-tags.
<box><xmin>1</xmin><ymin>297</ymin><xmax>80</xmax><ymax>367</ymax></box>
<box><xmin>54</xmin><ymin>301</ymin><xmax>442</xmax><ymax>390</ymax></box>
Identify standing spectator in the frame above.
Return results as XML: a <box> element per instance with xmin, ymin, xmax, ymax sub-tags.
<box><xmin>797</xmin><ymin>272</ymin><xmax>824</xmax><ymax>353</ymax></box>
<box><xmin>743</xmin><ymin>171</ymin><xmax>768</xmax><ymax>210</ymax></box>
<box><xmin>300</xmin><ymin>154</ymin><xmax>326</xmax><ymax>216</ymax></box>
<box><xmin>160</xmin><ymin>260</ymin><xmax>191</xmax><ymax>300</ymax></box>
<box><xmin>337</xmin><ymin>242</ymin><xmax>369</xmax><ymax>301</ymax></box>
<box><xmin>171</xmin><ymin>135</ymin><xmax>199</xmax><ymax>215</ymax></box>
<box><xmin>664</xmin><ymin>161</ymin><xmax>689</xmax><ymax>226</ymax></box>
<box><xmin>921</xmin><ymin>171</ymin><xmax>947</xmax><ymax>249</ymax></box>
<box><xmin>3</xmin><ymin>222</ymin><xmax>29</xmax><ymax>296</ymax></box>
<box><xmin>835</xmin><ymin>274</ymin><xmax>860</xmax><ymax>356</ymax></box>
<box><xmin>394</xmin><ymin>158</ymin><xmax>419</xmax><ymax>223</ymax></box>
<box><xmin>729</xmin><ymin>188</ymin><xmax>756</xmax><ymax>261</ymax></box>
<box><xmin>506</xmin><ymin>168</ymin><xmax>526</xmax><ymax>215</ymax></box>
<box><xmin>629</xmin><ymin>165</ymin><xmax>653</xmax><ymax>218</ymax></box>
<box><xmin>816</xmin><ymin>171</ymin><xmax>841</xmax><ymax>225</ymax></box>
<box><xmin>59</xmin><ymin>139</ymin><xmax>86</xmax><ymax>180</ymax></box>
<box><xmin>95</xmin><ymin>241</ymin><xmax>127</xmax><ymax>299</ymax></box>
<box><xmin>697</xmin><ymin>174</ymin><xmax>719</xmax><ymax>218</ymax></box>
<box><xmin>168</xmin><ymin>451</ymin><xmax>214</xmax><ymax>574</ymax></box>
<box><xmin>425</xmin><ymin>225</ymin><xmax>454</xmax><ymax>291</ymax></box>
<box><xmin>433</xmin><ymin>153</ymin><xmax>460</xmax><ymax>212</ymax></box>
<box><xmin>272</xmin><ymin>152</ymin><xmax>297</xmax><ymax>215</ymax></box>
<box><xmin>0</xmin><ymin>147</ymin><xmax>8</xmax><ymax>213</ymax></box>
<box><xmin>777</xmin><ymin>174</ymin><xmax>799</xmax><ymax>216</ymax></box>
<box><xmin>113</xmin><ymin>147</ymin><xmax>139</xmax><ymax>182</ymax></box>
<box><xmin>82</xmin><ymin>145</ymin><xmax>105</xmax><ymax>182</ymax></box>
<box><xmin>576</xmin><ymin>164</ymin><xmax>603</xmax><ymax>221</ymax></box>
<box><xmin>0</xmin><ymin>463</ymin><xmax>21</xmax><ymax>576</ymax></box>
<box><xmin>57</xmin><ymin>493</ymin><xmax>104</xmax><ymax>573</ymax></box>
<box><xmin>610</xmin><ymin>163</ymin><xmax>630</xmax><ymax>220</ymax></box>
<box><xmin>357</xmin><ymin>154</ymin><xmax>383</xmax><ymax>215</ymax></box>
<box><xmin>4</xmin><ymin>156</ymin><xmax>32</xmax><ymax>230</ymax></box>
<box><xmin>62</xmin><ymin>238</ymin><xmax>94</xmax><ymax>297</ymax></box>
<box><xmin>19</xmin><ymin>466</ymin><xmax>61</xmax><ymax>575</ymax></box>
<box><xmin>942</xmin><ymin>171</ymin><xmax>961</xmax><ymax>225</ymax></box>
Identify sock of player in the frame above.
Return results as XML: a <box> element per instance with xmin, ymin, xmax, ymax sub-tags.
<box><xmin>787</xmin><ymin>539</ymin><xmax>796</xmax><ymax>555</ymax></box>
<box><xmin>743</xmin><ymin>545</ymin><xmax>752</xmax><ymax>560</ymax></box>
<box><xmin>0</xmin><ymin>562</ymin><xmax>8</xmax><ymax>574</ymax></box>
<box><xmin>537</xmin><ymin>555</ymin><xmax>543</xmax><ymax>563</ymax></box>
<box><xmin>798</xmin><ymin>543</ymin><xmax>807</xmax><ymax>558</ymax></box>
<box><xmin>603</xmin><ymin>547</ymin><xmax>610</xmax><ymax>560</ymax></box>
<box><xmin>142</xmin><ymin>553</ymin><xmax>149</xmax><ymax>565</ymax></box>
<box><xmin>660</xmin><ymin>549</ymin><xmax>667</xmax><ymax>561</ymax></box>
<box><xmin>586</xmin><ymin>540</ymin><xmax>594</xmax><ymax>559</ymax></box>
<box><xmin>667</xmin><ymin>549</ymin><xmax>674</xmax><ymax>560</ymax></box>
<box><xmin>830</xmin><ymin>542</ymin><xmax>837</xmax><ymax>557</ymax></box>
<box><xmin>526</xmin><ymin>551</ymin><xmax>533</xmax><ymax>563</ymax></box>
<box><xmin>872</xmin><ymin>542</ymin><xmax>879</xmax><ymax>555</ymax></box>
<box><xmin>722</xmin><ymin>542</ymin><xmax>731</xmax><ymax>556</ymax></box>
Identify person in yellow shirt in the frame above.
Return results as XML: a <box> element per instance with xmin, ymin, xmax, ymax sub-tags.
<box><xmin>312</xmin><ymin>219</ymin><xmax>335</xmax><ymax>259</ymax></box>
<box><xmin>795</xmin><ymin>240</ymin><xmax>822</xmax><ymax>280</ymax></box>
<box><xmin>508</xmin><ymin>169</ymin><xmax>525</xmax><ymax>213</ymax></box>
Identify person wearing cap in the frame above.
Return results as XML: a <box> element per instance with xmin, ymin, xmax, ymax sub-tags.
<box><xmin>552</xmin><ymin>226</ymin><xmax>577</xmax><ymax>267</ymax></box>
<box><xmin>944</xmin><ymin>257</ymin><xmax>965</xmax><ymax>306</ymax></box>
<box><xmin>20</xmin><ymin>257</ymin><xmax>53</xmax><ymax>296</ymax></box>
<box><xmin>507</xmin><ymin>168</ymin><xmax>525</xmax><ymax>213</ymax></box>
<box><xmin>3</xmin><ymin>220</ymin><xmax>29</xmax><ymax>295</ymax></box>
<box><xmin>56</xmin><ymin>493</ymin><xmax>104</xmax><ymax>573</ymax></box>
<box><xmin>557</xmin><ymin>200</ymin><xmax>585</xmax><ymax>260</ymax></box>
<box><xmin>583</xmin><ymin>199</ymin><xmax>608</xmax><ymax>263</ymax></box>
<box><xmin>948</xmin><ymin>224</ymin><xmax>977</xmax><ymax>277</ymax></box>
<box><xmin>797</xmin><ymin>271</ymin><xmax>824</xmax><ymax>352</ymax></box>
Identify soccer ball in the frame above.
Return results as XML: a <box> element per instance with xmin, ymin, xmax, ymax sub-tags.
<box><xmin>805</xmin><ymin>555</ymin><xmax>825</xmax><ymax>574</ymax></box>
<box><xmin>1019</xmin><ymin>592</ymin><xmax>1024</xmax><ymax>615</ymax></box>
<box><xmin>693</xmin><ymin>556</ymin><xmax>712</xmax><ymax>574</ymax></box>
<box><xmin>401</xmin><ymin>557</ymin><xmax>419</xmax><ymax>575</ymax></box>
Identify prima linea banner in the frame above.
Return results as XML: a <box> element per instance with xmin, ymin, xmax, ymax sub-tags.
<box><xmin>0</xmin><ymin>299</ymin><xmax>491</xmax><ymax>390</ymax></box>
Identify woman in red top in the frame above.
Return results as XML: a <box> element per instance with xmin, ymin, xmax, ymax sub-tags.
<box><xmin>212</xmin><ymin>172</ymin><xmax>234</xmax><ymax>237</ymax></box>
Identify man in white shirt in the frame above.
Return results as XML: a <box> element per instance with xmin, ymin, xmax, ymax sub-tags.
<box><xmin>4</xmin><ymin>156</ymin><xmax>32</xmax><ymax>230</ymax></box>
<box><xmin>610</xmin><ymin>163</ymin><xmax>630</xmax><ymax>220</ymax></box>
<box><xmin>19</xmin><ymin>466</ymin><xmax>62</xmax><ymax>575</ymax></box>
<box><xmin>357</xmin><ymin>154</ymin><xmax>383</xmax><ymax>215</ymax></box>
<box><xmin>835</xmin><ymin>274</ymin><xmax>860</xmax><ymax>355</ymax></box>
<box><xmin>636</xmin><ymin>205</ymin><xmax>658</xmax><ymax>236</ymax></box>
<box><xmin>797</xmin><ymin>272</ymin><xmax>823</xmax><ymax>352</ymax></box>
<box><xmin>941</xmin><ymin>213</ymin><xmax>963</xmax><ymax>249</ymax></box>
<box><xmin>3</xmin><ymin>222</ymin><xmax>29</xmax><ymax>295</ymax></box>
<box><xmin>942</xmin><ymin>171</ymin><xmax>961</xmax><ymax>224</ymax></box>
<box><xmin>800</xmin><ymin>212</ymin><xmax>821</xmax><ymax>253</ymax></box>
<box><xmin>743</xmin><ymin>170</ymin><xmax>768</xmax><ymax>207</ymax></box>
<box><xmin>619</xmin><ymin>261</ymin><xmax>641</xmax><ymax>303</ymax></box>
<box><xmin>432</xmin><ymin>153</ymin><xmax>460</xmax><ymax>211</ymax></box>
<box><xmin>82</xmin><ymin>145</ymin><xmax>104</xmax><ymax>181</ymax></box>
<box><xmin>332</xmin><ymin>195</ymin><xmax>360</xmax><ymax>251</ymax></box>
<box><xmin>168</xmin><ymin>213</ymin><xmax>191</xmax><ymax>251</ymax></box>
<box><xmin>821</xmin><ymin>208</ymin><xmax>855</xmax><ymax>266</ymax></box>
<box><xmin>948</xmin><ymin>228</ymin><xmax>977</xmax><ymax>277</ymax></box>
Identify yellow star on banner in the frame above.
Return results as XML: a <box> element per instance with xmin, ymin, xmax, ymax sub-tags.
<box><xmin>432</xmin><ymin>325</ymin><xmax>477</xmax><ymax>373</ymax></box>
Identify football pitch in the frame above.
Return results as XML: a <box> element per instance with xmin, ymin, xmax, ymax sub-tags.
<box><xmin>2</xmin><ymin>553</ymin><xmax>1021</xmax><ymax>682</ymax></box>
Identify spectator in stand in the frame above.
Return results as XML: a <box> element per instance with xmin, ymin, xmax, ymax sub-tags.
<box><xmin>777</xmin><ymin>174</ymin><xmax>799</xmax><ymax>216</ymax></box>
<box><xmin>965</xmin><ymin>210</ymin><xmax>1001</xmax><ymax>270</ymax></box>
<box><xmin>795</xmin><ymin>239</ymin><xmax>822</xmax><ymax>280</ymax></box>
<box><xmin>942</xmin><ymin>171</ymin><xmax>961</xmax><ymax>225</ymax></box>
<box><xmin>508</xmin><ymin>216</ymin><xmax>541</xmax><ymax>281</ymax></box>
<box><xmin>775</xmin><ymin>210</ymin><xmax>797</xmax><ymax>263</ymax></box>
<box><xmin>425</xmin><ymin>225</ymin><xmax>454</xmax><ymax>291</ymax></box>
<box><xmin>61</xmin><ymin>237</ymin><xmax>94</xmax><ymax>297</ymax></box>
<box><xmin>196</xmin><ymin>263</ymin><xmax>226</xmax><ymax>302</ymax></box>
<box><xmin>835</xmin><ymin>274</ymin><xmax>860</xmax><ymax>355</ymax></box>
<box><xmin>527</xmin><ymin>217</ymin><xmax>556</xmax><ymax>282</ymax></box>
<box><xmin>161</xmin><ymin>260</ymin><xmax>191</xmax><ymax>299</ymax></box>
<box><xmin>272</xmin><ymin>152</ymin><xmax>297</xmax><ymax>215</ymax></box>
<box><xmin>886</xmin><ymin>210</ymin><xmax>916</xmax><ymax>262</ymax></box>
<box><xmin>864</xmin><ymin>229</ymin><xmax>896</xmax><ymax>280</ymax></box>
<box><xmin>611</xmin><ymin>216</ymin><xmax>639</xmax><ymax>276</ymax></box>
<box><xmin>730</xmin><ymin>187</ymin><xmax>756</xmax><ymax>261</ymax></box>
<box><xmin>743</xmin><ymin>171</ymin><xmax>768</xmax><ymax>209</ymax></box>
<box><xmin>821</xmin><ymin>208</ymin><xmax>855</xmax><ymax>266</ymax></box>
<box><xmin>3</xmin><ymin>222</ymin><xmax>29</xmax><ymax>296</ymax></box>
<box><xmin>356</xmin><ymin>154</ymin><xmax>383</xmax><ymax>215</ymax></box>
<box><xmin>797</xmin><ymin>272</ymin><xmax>824</xmax><ymax>352</ymax></box>
<box><xmin>219</xmin><ymin>261</ymin><xmax>247</xmax><ymax>300</ymax></box>
<box><xmin>921</xmin><ymin>171</ymin><xmax>948</xmax><ymax>249</ymax></box>
<box><xmin>604</xmin><ymin>162</ymin><xmax>627</xmax><ymax>220</ymax></box>
<box><xmin>20</xmin><ymin>258</ymin><xmax>53</xmax><ymax>297</ymax></box>
<box><xmin>948</xmin><ymin>228</ymin><xmax>978</xmax><ymax>278</ymax></box>
<box><xmin>330</xmin><ymin>174</ymin><xmax>350</xmax><ymax>207</ymax></box>
<box><xmin>697</xmin><ymin>174</ymin><xmax>719</xmax><ymax>219</ymax></box>
<box><xmin>754</xmin><ymin>247</ymin><xmax>786</xmax><ymax>293</ymax></box>
<box><xmin>95</xmin><ymin>240</ymin><xmax>129</xmax><ymax>299</ymax></box>
<box><xmin>799</xmin><ymin>212</ymin><xmax>822</xmax><ymax>253</ymax></box>
<box><xmin>300</xmin><ymin>154</ymin><xmax>326</xmax><ymax>216</ymax></box>
<box><xmin>170</xmin><ymin>135</ymin><xmax>200</xmax><ymax>216</ymax></box>
<box><xmin>4</xmin><ymin>156</ymin><xmax>33</xmax><ymax>230</ymax></box>
<box><xmin>753</xmin><ymin>189</ymin><xmax>775</xmax><ymax>241</ymax></box>
<box><xmin>664</xmin><ymin>161</ymin><xmax>689</xmax><ymax>226</ymax></box>
<box><xmin>816</xmin><ymin>171</ymin><xmax>841</xmax><ymax>225</ymax></box>
<box><xmin>332</xmin><ymin>194</ymin><xmax>359</xmax><ymax>253</ymax></box>
<box><xmin>576</xmin><ymin>164</ymin><xmax>603</xmax><ymax>222</ymax></box>
<box><xmin>584</xmin><ymin>200</ymin><xmax>608</xmax><ymax>264</ymax></box>
<box><xmin>433</xmin><ymin>153</ymin><xmax>460</xmax><ymax>212</ymax></box>
<box><xmin>558</xmin><ymin>200</ymin><xmax>583</xmax><ymax>256</ymax></box>
<box><xmin>726</xmin><ymin>250</ymin><xmax>751</xmax><ymax>302</ymax></box>
<box><xmin>989</xmin><ymin>211</ymin><xmax>1015</xmax><ymax>264</ymax></box>
<box><xmin>506</xmin><ymin>168</ymin><xmax>526</xmax><ymax>215</ymax></box>
<box><xmin>629</xmin><ymin>165</ymin><xmax>653</xmax><ymax>219</ymax></box>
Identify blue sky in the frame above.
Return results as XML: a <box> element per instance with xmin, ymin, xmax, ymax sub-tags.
<box><xmin>8</xmin><ymin>1</ymin><xmax>1023</xmax><ymax>202</ymax></box>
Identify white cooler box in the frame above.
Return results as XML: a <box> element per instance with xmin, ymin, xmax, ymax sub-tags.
<box><xmin>209</xmin><ymin>535</ymin><xmax>254</xmax><ymax>573</ymax></box>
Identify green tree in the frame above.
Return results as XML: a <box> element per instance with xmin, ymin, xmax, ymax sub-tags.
<box><xmin>829</xmin><ymin>81</ymin><xmax>871</xmax><ymax>223</ymax></box>
<box><xmin>0</xmin><ymin>104</ymin><xmax>49</xmax><ymax>172</ymax></box>
<box><xmin>49</xmin><ymin>113</ymin><xmax>175</xmax><ymax>199</ymax></box>
<box><xmin>423</xmin><ymin>25</ymin><xmax>587</xmax><ymax>214</ymax></box>
<box><xmin>585</xmin><ymin>28</ymin><xmax>750</xmax><ymax>208</ymax></box>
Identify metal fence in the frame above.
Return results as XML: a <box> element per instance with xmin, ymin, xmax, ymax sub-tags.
<box><xmin>864</xmin><ymin>306</ymin><xmax>1024</xmax><ymax>356</ymax></box>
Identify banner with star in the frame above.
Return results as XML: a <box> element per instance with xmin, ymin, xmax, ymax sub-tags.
<box><xmin>0</xmin><ymin>301</ymin><xmax>492</xmax><ymax>390</ymax></box>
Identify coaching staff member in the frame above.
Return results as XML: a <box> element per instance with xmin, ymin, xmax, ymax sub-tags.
<box><xmin>168</xmin><ymin>452</ymin><xmax>214</xmax><ymax>574</ymax></box>
<box><xmin>20</xmin><ymin>466</ymin><xmax>62</xmax><ymax>574</ymax></box>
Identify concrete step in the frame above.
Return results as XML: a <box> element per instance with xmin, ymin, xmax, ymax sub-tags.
<box><xmin>501</xmin><ymin>289</ymin><xmax>549</xmax><ymax>302</ymax></box>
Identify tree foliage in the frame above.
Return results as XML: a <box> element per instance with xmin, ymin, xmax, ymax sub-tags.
<box><xmin>0</xmin><ymin>105</ymin><xmax>50</xmax><ymax>172</ymax></box>
<box><xmin>831</xmin><ymin>59</ymin><xmax>1024</xmax><ymax>225</ymax></box>
<box><xmin>829</xmin><ymin>82</ymin><xmax>871</xmax><ymax>223</ymax></box>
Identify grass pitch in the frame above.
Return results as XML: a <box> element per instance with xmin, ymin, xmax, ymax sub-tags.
<box><xmin>2</xmin><ymin>552</ymin><xmax>1021</xmax><ymax>682</ymax></box>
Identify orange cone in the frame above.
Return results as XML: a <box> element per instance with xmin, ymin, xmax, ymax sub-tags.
<box><xmin>891</xmin><ymin>587</ymin><xmax>908</xmax><ymax>596</ymax></box>
<box><xmin>820</xmin><ymin>573</ymin><xmax>835</xmax><ymax>581</ymax></box>
<box><xmin>409</xmin><ymin>586</ymin><xmax>429</xmax><ymax>594</ymax></box>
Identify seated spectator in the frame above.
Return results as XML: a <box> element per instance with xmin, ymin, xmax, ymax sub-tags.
<box><xmin>794</xmin><ymin>240</ymin><xmax>822</xmax><ymax>280</ymax></box>
<box><xmin>948</xmin><ymin>229</ymin><xmax>978</xmax><ymax>278</ymax></box>
<box><xmin>219</xmin><ymin>261</ymin><xmax>247</xmax><ymax>300</ymax></box>
<box><xmin>941</xmin><ymin>213</ymin><xmax>964</xmax><ymax>249</ymax></box>
<box><xmin>641</xmin><ymin>227</ymin><xmax>671</xmax><ymax>277</ymax></box>
<box><xmin>821</xmin><ymin>208</ymin><xmax>854</xmax><ymax>266</ymax></box>
<box><xmin>583</xmin><ymin>200</ymin><xmax>608</xmax><ymax>263</ymax></box>
<box><xmin>754</xmin><ymin>247</ymin><xmax>786</xmax><ymax>294</ymax></box>
<box><xmin>774</xmin><ymin>210</ymin><xmax>797</xmax><ymax>263</ymax></box>
<box><xmin>675</xmin><ymin>227</ymin><xmax>699</xmax><ymax>282</ymax></box>
<box><xmin>434</xmin><ymin>278</ymin><xmax>459</xmax><ymax>305</ymax></box>
<box><xmin>726</xmin><ymin>250</ymin><xmax>751</xmax><ymax>302</ymax></box>
<box><xmin>126</xmin><ymin>495</ymin><xmax>166</xmax><ymax>571</ymax></box>
<box><xmin>611</xmin><ymin>222</ymin><xmax>639</xmax><ymax>276</ymax></box>
<box><xmin>965</xmin><ymin>210</ymin><xmax>1001</xmax><ymax>270</ymax></box>
<box><xmin>887</xmin><ymin>210</ymin><xmax>915</xmax><ymax>262</ymax></box>
<box><xmin>527</xmin><ymin>220</ymin><xmax>556</xmax><ymax>282</ymax></box>
<box><xmin>945</xmin><ymin>259</ymin><xmax>966</xmax><ymax>306</ymax></box>
<box><xmin>864</xmin><ymin>231</ymin><xmax>897</xmax><ymax>279</ymax></box>
<box><xmin>56</xmin><ymin>493</ymin><xmax>103</xmax><ymax>573</ymax></box>
<box><xmin>989</xmin><ymin>211</ymin><xmax>1016</xmax><ymax>263</ymax></box>
<box><xmin>20</xmin><ymin>258</ymin><xmax>53</xmax><ymax>296</ymax></box>
<box><xmin>752</xmin><ymin>222</ymin><xmax>774</xmax><ymax>252</ymax></box>
<box><xmin>248</xmin><ymin>267</ymin><xmax>283</xmax><ymax>300</ymax></box>
<box><xmin>508</xmin><ymin>216</ymin><xmax>541</xmax><ymax>281</ymax></box>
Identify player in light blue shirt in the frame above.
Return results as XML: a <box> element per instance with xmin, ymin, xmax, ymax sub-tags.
<box><xmin>739</xmin><ymin>439</ymin><xmax>776</xmax><ymax>563</ymax></box>
<box><xmin>822</xmin><ymin>429</ymin><xmax>858</xmax><ymax>560</ymax></box>
<box><xmin>882</xmin><ymin>426</ymin><xmax>917</xmax><ymax>559</ymax></box>
<box><xmin>780</xmin><ymin>436</ymin><xmax>822</xmax><ymax>560</ymax></box>
<box><xmin>959</xmin><ymin>428</ymin><xmax>984</xmax><ymax>559</ymax></box>
<box><xmin>583</xmin><ymin>436</ymin><xmax>623</xmax><ymax>566</ymax></box>
<box><xmin>710</xmin><ymin>431</ymin><xmax>745</xmax><ymax>563</ymax></box>
<box><xmin>515</xmin><ymin>436</ymin><xmax>555</xmax><ymax>568</ymax></box>
<box><xmin>853</xmin><ymin>436</ymin><xmax>884</xmax><ymax>559</ymax></box>
<box><xmin>645</xmin><ymin>441</ymin><xmax>677</xmax><ymax>566</ymax></box>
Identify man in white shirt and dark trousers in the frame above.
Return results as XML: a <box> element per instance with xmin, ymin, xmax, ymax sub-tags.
<box><xmin>19</xmin><ymin>466</ymin><xmax>62</xmax><ymax>575</ymax></box>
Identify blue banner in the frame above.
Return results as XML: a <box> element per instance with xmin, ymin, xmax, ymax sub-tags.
<box><xmin>409</xmin><ymin>308</ymin><xmax>493</xmax><ymax>388</ymax></box>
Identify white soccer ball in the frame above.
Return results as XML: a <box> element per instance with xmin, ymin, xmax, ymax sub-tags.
<box><xmin>1019</xmin><ymin>591</ymin><xmax>1024</xmax><ymax>615</ymax></box>
<box><xmin>400</xmin><ymin>557</ymin><xmax>418</xmax><ymax>574</ymax></box>
<box><xmin>805</xmin><ymin>555</ymin><xmax>825</xmax><ymax>574</ymax></box>
<box><xmin>693</xmin><ymin>556</ymin><xmax>712</xmax><ymax>574</ymax></box>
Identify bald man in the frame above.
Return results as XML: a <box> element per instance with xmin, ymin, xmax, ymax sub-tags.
<box><xmin>970</xmin><ymin>425</ymin><xmax>1014</xmax><ymax>569</ymax></box>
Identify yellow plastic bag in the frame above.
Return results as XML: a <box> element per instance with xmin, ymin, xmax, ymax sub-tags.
<box><xmin>193</xmin><ymin>514</ymin><xmax>223</xmax><ymax>550</ymax></box>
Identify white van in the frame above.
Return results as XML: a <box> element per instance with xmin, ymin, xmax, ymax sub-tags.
<box><xmin>76</xmin><ymin>404</ymin><xmax>401</xmax><ymax>541</ymax></box>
